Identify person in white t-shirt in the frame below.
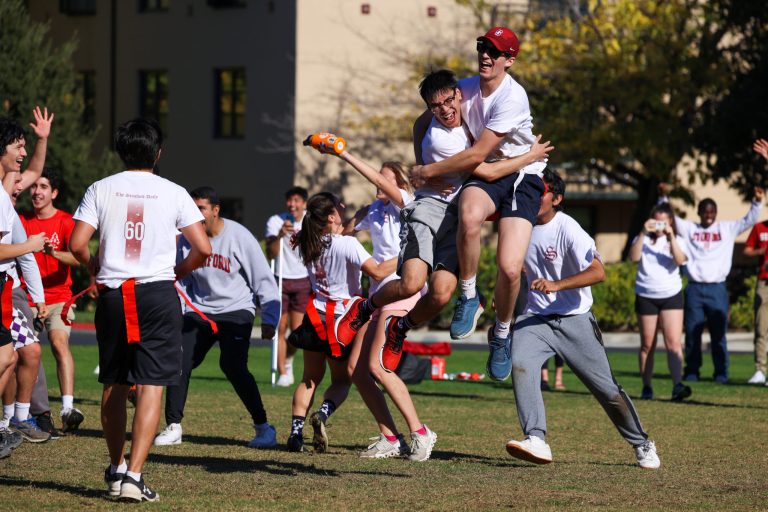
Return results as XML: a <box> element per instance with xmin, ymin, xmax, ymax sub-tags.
<box><xmin>265</xmin><ymin>187</ymin><xmax>309</xmax><ymax>387</ymax></box>
<box><xmin>285</xmin><ymin>192</ymin><xmax>396</xmax><ymax>455</ymax></box>
<box><xmin>334</xmin><ymin>70</ymin><xmax>549</xmax><ymax>383</ymax></box>
<box><xmin>629</xmin><ymin>203</ymin><xmax>691</xmax><ymax>402</ymax></box>
<box><xmin>69</xmin><ymin>119</ymin><xmax>211</xmax><ymax>502</ymax></box>
<box><xmin>408</xmin><ymin>27</ymin><xmax>552</xmax><ymax>383</ymax></box>
<box><xmin>659</xmin><ymin>184</ymin><xmax>764</xmax><ymax>383</ymax></box>
<box><xmin>505</xmin><ymin>169</ymin><xmax>660</xmax><ymax>470</ymax></box>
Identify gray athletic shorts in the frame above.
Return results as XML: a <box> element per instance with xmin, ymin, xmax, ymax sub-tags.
<box><xmin>398</xmin><ymin>196</ymin><xmax>459</xmax><ymax>275</ymax></box>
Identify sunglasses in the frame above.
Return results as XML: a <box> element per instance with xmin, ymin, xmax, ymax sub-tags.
<box><xmin>476</xmin><ymin>40</ymin><xmax>510</xmax><ymax>60</ymax></box>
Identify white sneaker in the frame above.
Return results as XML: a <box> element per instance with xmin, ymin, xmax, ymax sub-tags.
<box><xmin>153</xmin><ymin>423</ymin><xmax>182</xmax><ymax>446</ymax></box>
<box><xmin>506</xmin><ymin>435</ymin><xmax>553</xmax><ymax>464</ymax></box>
<box><xmin>360</xmin><ymin>434</ymin><xmax>408</xmax><ymax>459</ymax></box>
<box><xmin>248</xmin><ymin>423</ymin><xmax>277</xmax><ymax>448</ymax></box>
<box><xmin>747</xmin><ymin>370</ymin><xmax>766</xmax><ymax>384</ymax></box>
<box><xmin>634</xmin><ymin>440</ymin><xmax>661</xmax><ymax>469</ymax></box>
<box><xmin>407</xmin><ymin>426</ymin><xmax>437</xmax><ymax>462</ymax></box>
<box><xmin>276</xmin><ymin>374</ymin><xmax>294</xmax><ymax>387</ymax></box>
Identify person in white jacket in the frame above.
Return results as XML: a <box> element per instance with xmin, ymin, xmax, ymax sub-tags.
<box><xmin>662</xmin><ymin>186</ymin><xmax>764</xmax><ymax>383</ymax></box>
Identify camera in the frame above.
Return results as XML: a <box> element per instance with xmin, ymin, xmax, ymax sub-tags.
<box><xmin>654</xmin><ymin>221</ymin><xmax>667</xmax><ymax>231</ymax></box>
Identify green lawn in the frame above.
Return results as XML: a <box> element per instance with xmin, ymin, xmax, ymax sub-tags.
<box><xmin>2</xmin><ymin>345</ymin><xmax>767</xmax><ymax>510</ymax></box>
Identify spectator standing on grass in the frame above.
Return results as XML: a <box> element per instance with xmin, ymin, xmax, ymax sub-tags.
<box><xmin>21</xmin><ymin>168</ymin><xmax>85</xmax><ymax>432</ymax></box>
<box><xmin>70</xmin><ymin>119</ymin><xmax>211</xmax><ymax>502</ymax></box>
<box><xmin>629</xmin><ymin>203</ymin><xmax>691</xmax><ymax>401</ymax></box>
<box><xmin>265</xmin><ymin>187</ymin><xmax>310</xmax><ymax>387</ymax></box>
<box><xmin>744</xmin><ymin>138</ymin><xmax>768</xmax><ymax>385</ymax></box>
<box><xmin>153</xmin><ymin>186</ymin><xmax>280</xmax><ymax>449</ymax></box>
<box><xmin>660</xmin><ymin>184</ymin><xmax>764</xmax><ymax>383</ymax></box>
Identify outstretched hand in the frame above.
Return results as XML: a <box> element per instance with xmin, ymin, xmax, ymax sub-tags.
<box><xmin>754</xmin><ymin>139</ymin><xmax>768</xmax><ymax>161</ymax></box>
<box><xmin>30</xmin><ymin>106</ymin><xmax>54</xmax><ymax>140</ymax></box>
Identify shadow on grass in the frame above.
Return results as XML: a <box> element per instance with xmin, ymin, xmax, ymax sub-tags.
<box><xmin>181</xmin><ymin>433</ymin><xmax>248</xmax><ymax>447</ymax></box>
<box><xmin>147</xmin><ymin>452</ymin><xmax>410</xmax><ymax>478</ymax></box>
<box><xmin>48</xmin><ymin>395</ymin><xmax>101</xmax><ymax>406</ymax></box>
<box><xmin>0</xmin><ymin>475</ymin><xmax>105</xmax><ymax>499</ymax></box>
<box><xmin>408</xmin><ymin>389</ymin><xmax>514</xmax><ymax>402</ymax></box>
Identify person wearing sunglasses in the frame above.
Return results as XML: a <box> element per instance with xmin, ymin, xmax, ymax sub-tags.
<box><xmin>410</xmin><ymin>27</ymin><xmax>551</xmax><ymax>382</ymax></box>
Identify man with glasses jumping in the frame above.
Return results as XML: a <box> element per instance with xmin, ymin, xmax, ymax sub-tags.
<box><xmin>408</xmin><ymin>27</ymin><xmax>549</xmax><ymax>382</ymax></box>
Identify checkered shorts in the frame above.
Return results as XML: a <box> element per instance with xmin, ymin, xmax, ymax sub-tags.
<box><xmin>11</xmin><ymin>307</ymin><xmax>39</xmax><ymax>351</ymax></box>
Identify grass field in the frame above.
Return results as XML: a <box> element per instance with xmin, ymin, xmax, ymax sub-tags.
<box><xmin>1</xmin><ymin>345</ymin><xmax>767</xmax><ymax>511</ymax></box>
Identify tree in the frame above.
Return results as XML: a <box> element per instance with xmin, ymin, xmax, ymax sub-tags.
<box><xmin>0</xmin><ymin>0</ymin><xmax>117</xmax><ymax>213</ymax></box>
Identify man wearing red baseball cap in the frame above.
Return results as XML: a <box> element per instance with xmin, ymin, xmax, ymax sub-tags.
<box><xmin>410</xmin><ymin>26</ymin><xmax>551</xmax><ymax>391</ymax></box>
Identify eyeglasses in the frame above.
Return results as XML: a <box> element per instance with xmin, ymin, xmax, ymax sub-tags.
<box><xmin>428</xmin><ymin>91</ymin><xmax>457</xmax><ymax>112</ymax></box>
<box><xmin>476</xmin><ymin>40</ymin><xmax>510</xmax><ymax>60</ymax></box>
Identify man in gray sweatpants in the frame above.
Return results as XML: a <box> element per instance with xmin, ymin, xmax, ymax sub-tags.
<box><xmin>505</xmin><ymin>169</ymin><xmax>660</xmax><ymax>469</ymax></box>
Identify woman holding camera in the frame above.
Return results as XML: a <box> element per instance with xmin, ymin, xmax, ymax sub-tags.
<box><xmin>629</xmin><ymin>203</ymin><xmax>692</xmax><ymax>401</ymax></box>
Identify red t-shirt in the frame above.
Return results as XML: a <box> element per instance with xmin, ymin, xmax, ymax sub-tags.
<box><xmin>20</xmin><ymin>209</ymin><xmax>75</xmax><ymax>304</ymax></box>
<box><xmin>745</xmin><ymin>220</ymin><xmax>768</xmax><ymax>280</ymax></box>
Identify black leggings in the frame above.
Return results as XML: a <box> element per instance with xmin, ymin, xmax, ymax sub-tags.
<box><xmin>164</xmin><ymin>312</ymin><xmax>267</xmax><ymax>425</ymax></box>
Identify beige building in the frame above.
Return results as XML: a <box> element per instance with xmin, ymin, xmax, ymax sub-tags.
<box><xmin>28</xmin><ymin>0</ymin><xmax>765</xmax><ymax>263</ymax></box>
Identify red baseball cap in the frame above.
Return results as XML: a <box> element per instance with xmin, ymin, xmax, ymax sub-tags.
<box><xmin>477</xmin><ymin>27</ymin><xmax>519</xmax><ymax>58</ymax></box>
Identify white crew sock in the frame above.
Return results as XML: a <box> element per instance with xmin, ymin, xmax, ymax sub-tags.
<box><xmin>110</xmin><ymin>460</ymin><xmax>128</xmax><ymax>474</ymax></box>
<box><xmin>62</xmin><ymin>394</ymin><xmax>74</xmax><ymax>411</ymax></box>
<box><xmin>14</xmin><ymin>402</ymin><xmax>31</xmax><ymax>421</ymax></box>
<box><xmin>493</xmin><ymin>319</ymin><xmax>511</xmax><ymax>339</ymax></box>
<box><xmin>126</xmin><ymin>471</ymin><xmax>141</xmax><ymax>482</ymax></box>
<box><xmin>461</xmin><ymin>276</ymin><xmax>477</xmax><ymax>299</ymax></box>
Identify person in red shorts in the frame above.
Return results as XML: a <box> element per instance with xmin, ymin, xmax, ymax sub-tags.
<box><xmin>21</xmin><ymin>168</ymin><xmax>84</xmax><ymax>432</ymax></box>
<box><xmin>70</xmin><ymin>119</ymin><xmax>211</xmax><ymax>502</ymax></box>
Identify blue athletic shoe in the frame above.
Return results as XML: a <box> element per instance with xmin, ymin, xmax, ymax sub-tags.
<box><xmin>486</xmin><ymin>326</ymin><xmax>512</xmax><ymax>381</ymax></box>
<box><xmin>449</xmin><ymin>290</ymin><xmax>484</xmax><ymax>340</ymax></box>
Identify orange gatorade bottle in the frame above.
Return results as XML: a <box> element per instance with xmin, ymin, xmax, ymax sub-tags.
<box><xmin>303</xmin><ymin>133</ymin><xmax>347</xmax><ymax>155</ymax></box>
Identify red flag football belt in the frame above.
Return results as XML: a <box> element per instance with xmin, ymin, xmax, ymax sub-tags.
<box><xmin>1</xmin><ymin>274</ymin><xmax>13</xmax><ymax>330</ymax></box>
<box><xmin>305</xmin><ymin>294</ymin><xmax>349</xmax><ymax>358</ymax></box>
<box><xmin>60</xmin><ymin>281</ymin><xmax>219</xmax><ymax>343</ymax></box>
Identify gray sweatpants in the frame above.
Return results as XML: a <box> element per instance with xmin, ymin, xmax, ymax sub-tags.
<box><xmin>511</xmin><ymin>312</ymin><xmax>648</xmax><ymax>447</ymax></box>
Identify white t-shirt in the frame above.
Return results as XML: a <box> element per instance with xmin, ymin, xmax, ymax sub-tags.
<box><xmin>307</xmin><ymin>234</ymin><xmax>371</xmax><ymax>312</ymax></box>
<box><xmin>524</xmin><ymin>212</ymin><xmax>598</xmax><ymax>316</ymax></box>
<box><xmin>458</xmin><ymin>74</ymin><xmax>546</xmax><ymax>176</ymax></box>
<box><xmin>0</xmin><ymin>189</ymin><xmax>17</xmax><ymax>273</ymax></box>
<box><xmin>73</xmin><ymin>171</ymin><xmax>203</xmax><ymax>288</ymax></box>
<box><xmin>355</xmin><ymin>188</ymin><xmax>413</xmax><ymax>293</ymax></box>
<box><xmin>265</xmin><ymin>212</ymin><xmax>308</xmax><ymax>279</ymax></box>
<box><xmin>419</xmin><ymin>117</ymin><xmax>471</xmax><ymax>203</ymax></box>
<box><xmin>674</xmin><ymin>201</ymin><xmax>761</xmax><ymax>283</ymax></box>
<box><xmin>634</xmin><ymin>234</ymin><xmax>688</xmax><ymax>299</ymax></box>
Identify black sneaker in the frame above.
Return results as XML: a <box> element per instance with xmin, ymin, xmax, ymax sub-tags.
<box><xmin>310</xmin><ymin>411</ymin><xmax>329</xmax><ymax>453</ymax></box>
<box><xmin>104</xmin><ymin>466</ymin><xmax>125</xmax><ymax>497</ymax></box>
<box><xmin>35</xmin><ymin>412</ymin><xmax>61</xmax><ymax>440</ymax></box>
<box><xmin>671</xmin><ymin>383</ymin><xmax>692</xmax><ymax>402</ymax></box>
<box><xmin>118</xmin><ymin>474</ymin><xmax>159</xmax><ymax>502</ymax></box>
<box><xmin>61</xmin><ymin>408</ymin><xmax>85</xmax><ymax>433</ymax></box>
<box><xmin>0</xmin><ymin>426</ymin><xmax>23</xmax><ymax>450</ymax></box>
<box><xmin>640</xmin><ymin>386</ymin><xmax>654</xmax><ymax>400</ymax></box>
<box><xmin>287</xmin><ymin>432</ymin><xmax>305</xmax><ymax>453</ymax></box>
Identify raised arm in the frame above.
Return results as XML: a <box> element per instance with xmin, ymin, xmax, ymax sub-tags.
<box><xmin>727</xmin><ymin>187</ymin><xmax>764</xmax><ymax>237</ymax></box>
<box><xmin>339</xmin><ymin>152</ymin><xmax>405</xmax><ymax>208</ymax></box>
<box><xmin>2</xmin><ymin>107</ymin><xmax>54</xmax><ymax>195</ymax></box>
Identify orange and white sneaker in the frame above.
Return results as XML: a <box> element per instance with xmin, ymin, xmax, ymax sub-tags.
<box><xmin>303</xmin><ymin>132</ymin><xmax>347</xmax><ymax>155</ymax></box>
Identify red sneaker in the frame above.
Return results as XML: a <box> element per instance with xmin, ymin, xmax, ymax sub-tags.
<box><xmin>379</xmin><ymin>316</ymin><xmax>406</xmax><ymax>373</ymax></box>
<box><xmin>334</xmin><ymin>297</ymin><xmax>370</xmax><ymax>346</ymax></box>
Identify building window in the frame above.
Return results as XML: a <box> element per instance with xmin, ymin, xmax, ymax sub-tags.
<box><xmin>214</xmin><ymin>68</ymin><xmax>246</xmax><ymax>138</ymax></box>
<box><xmin>427</xmin><ymin>6</ymin><xmax>437</xmax><ymax>17</ymax></box>
<box><xmin>139</xmin><ymin>70</ymin><xmax>169</xmax><ymax>135</ymax></box>
<box><xmin>208</xmin><ymin>0</ymin><xmax>246</xmax><ymax>8</ymax></box>
<box><xmin>139</xmin><ymin>0</ymin><xmax>170</xmax><ymax>12</ymax></box>
<box><xmin>76</xmin><ymin>71</ymin><xmax>96</xmax><ymax>129</ymax></box>
<box><xmin>60</xmin><ymin>0</ymin><xmax>96</xmax><ymax>15</ymax></box>
<box><xmin>361</xmin><ymin>3</ymin><xmax>370</xmax><ymax>15</ymax></box>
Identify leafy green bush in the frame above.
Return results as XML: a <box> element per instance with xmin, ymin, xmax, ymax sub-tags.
<box><xmin>592</xmin><ymin>262</ymin><xmax>638</xmax><ymax>330</ymax></box>
<box><xmin>730</xmin><ymin>274</ymin><xmax>756</xmax><ymax>331</ymax></box>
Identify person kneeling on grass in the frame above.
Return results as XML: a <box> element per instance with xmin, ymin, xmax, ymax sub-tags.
<box><xmin>505</xmin><ymin>169</ymin><xmax>660</xmax><ymax>469</ymax></box>
<box><xmin>286</xmin><ymin>192</ymin><xmax>396</xmax><ymax>455</ymax></box>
